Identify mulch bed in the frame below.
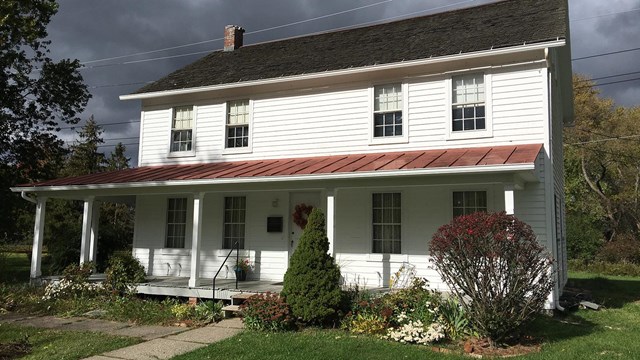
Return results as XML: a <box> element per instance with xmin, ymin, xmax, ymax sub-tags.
<box><xmin>429</xmin><ymin>336</ymin><xmax>542</xmax><ymax>358</ymax></box>
<box><xmin>0</xmin><ymin>338</ymin><xmax>32</xmax><ymax>360</ymax></box>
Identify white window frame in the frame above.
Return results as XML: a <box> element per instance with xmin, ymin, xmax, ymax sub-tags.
<box><xmin>223</xmin><ymin>196</ymin><xmax>246</xmax><ymax>249</ymax></box>
<box><xmin>165</xmin><ymin>197</ymin><xmax>188</xmax><ymax>249</ymax></box>
<box><xmin>369</xmin><ymin>82</ymin><xmax>409</xmax><ymax>145</ymax></box>
<box><xmin>446</xmin><ymin>72</ymin><xmax>493</xmax><ymax>140</ymax></box>
<box><xmin>371</xmin><ymin>192</ymin><xmax>402</xmax><ymax>254</ymax></box>
<box><xmin>223</xmin><ymin>99</ymin><xmax>253</xmax><ymax>155</ymax></box>
<box><xmin>168</xmin><ymin>105</ymin><xmax>197</xmax><ymax>157</ymax></box>
<box><xmin>451</xmin><ymin>190</ymin><xmax>489</xmax><ymax>218</ymax></box>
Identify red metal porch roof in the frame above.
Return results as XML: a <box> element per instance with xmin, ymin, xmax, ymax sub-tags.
<box><xmin>19</xmin><ymin>144</ymin><xmax>542</xmax><ymax>188</ymax></box>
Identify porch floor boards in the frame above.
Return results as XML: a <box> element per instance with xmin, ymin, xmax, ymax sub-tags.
<box><xmin>136</xmin><ymin>276</ymin><xmax>283</xmax><ymax>300</ymax></box>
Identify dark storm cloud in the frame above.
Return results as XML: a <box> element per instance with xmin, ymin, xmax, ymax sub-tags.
<box><xmin>43</xmin><ymin>0</ymin><xmax>640</xmax><ymax>164</ymax></box>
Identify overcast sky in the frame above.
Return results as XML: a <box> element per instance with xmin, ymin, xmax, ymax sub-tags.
<box><xmin>44</xmin><ymin>0</ymin><xmax>640</xmax><ymax>165</ymax></box>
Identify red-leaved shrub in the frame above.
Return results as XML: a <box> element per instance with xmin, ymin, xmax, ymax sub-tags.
<box><xmin>430</xmin><ymin>211</ymin><xmax>554</xmax><ymax>344</ymax></box>
<box><xmin>239</xmin><ymin>292</ymin><xmax>294</xmax><ymax>331</ymax></box>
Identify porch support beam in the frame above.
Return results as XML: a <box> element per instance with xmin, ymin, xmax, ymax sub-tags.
<box><xmin>80</xmin><ymin>196</ymin><xmax>95</xmax><ymax>264</ymax></box>
<box><xmin>88</xmin><ymin>201</ymin><xmax>101</xmax><ymax>262</ymax></box>
<box><xmin>504</xmin><ymin>185</ymin><xmax>515</xmax><ymax>215</ymax></box>
<box><xmin>326</xmin><ymin>189</ymin><xmax>336</xmax><ymax>256</ymax></box>
<box><xmin>189</xmin><ymin>192</ymin><xmax>205</xmax><ymax>288</ymax></box>
<box><xmin>30</xmin><ymin>196</ymin><xmax>47</xmax><ymax>279</ymax></box>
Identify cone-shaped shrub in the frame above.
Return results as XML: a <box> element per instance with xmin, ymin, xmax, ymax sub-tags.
<box><xmin>281</xmin><ymin>208</ymin><xmax>342</xmax><ymax>325</ymax></box>
<box><xmin>430</xmin><ymin>211</ymin><xmax>554</xmax><ymax>344</ymax></box>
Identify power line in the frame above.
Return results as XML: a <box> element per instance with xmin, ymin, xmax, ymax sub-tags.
<box><xmin>566</xmin><ymin>135</ymin><xmax>640</xmax><ymax>146</ymax></box>
<box><xmin>572</xmin><ymin>46</ymin><xmax>640</xmax><ymax>61</ymax></box>
<box><xmin>80</xmin><ymin>0</ymin><xmax>394</xmax><ymax>66</ymax></box>
<box><xmin>96</xmin><ymin>142</ymin><xmax>139</xmax><ymax>149</ymax></box>
<box><xmin>79</xmin><ymin>0</ymin><xmax>478</xmax><ymax>70</ymax></box>
<box><xmin>570</xmin><ymin>7</ymin><xmax>640</xmax><ymax>22</ymax></box>
<box><xmin>58</xmin><ymin>120</ymin><xmax>141</xmax><ymax>130</ymax></box>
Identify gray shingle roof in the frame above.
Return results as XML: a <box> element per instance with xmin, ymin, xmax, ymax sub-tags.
<box><xmin>133</xmin><ymin>0</ymin><xmax>567</xmax><ymax>95</ymax></box>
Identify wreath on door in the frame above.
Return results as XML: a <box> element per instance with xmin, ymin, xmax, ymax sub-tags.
<box><xmin>292</xmin><ymin>203</ymin><xmax>314</xmax><ymax>229</ymax></box>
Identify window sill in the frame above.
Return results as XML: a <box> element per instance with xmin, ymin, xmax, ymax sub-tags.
<box><xmin>446</xmin><ymin>129</ymin><xmax>493</xmax><ymax>141</ymax></box>
<box><xmin>167</xmin><ymin>151</ymin><xmax>196</xmax><ymax>158</ymax></box>
<box><xmin>216</xmin><ymin>249</ymin><xmax>250</xmax><ymax>257</ymax></box>
<box><xmin>161</xmin><ymin>248</ymin><xmax>190</xmax><ymax>255</ymax></box>
<box><xmin>369</xmin><ymin>137</ymin><xmax>409</xmax><ymax>146</ymax></box>
<box><xmin>222</xmin><ymin>147</ymin><xmax>253</xmax><ymax>155</ymax></box>
<box><xmin>366</xmin><ymin>253</ymin><xmax>408</xmax><ymax>262</ymax></box>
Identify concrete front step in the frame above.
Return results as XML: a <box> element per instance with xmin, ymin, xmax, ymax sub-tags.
<box><xmin>222</xmin><ymin>304</ymin><xmax>241</xmax><ymax>318</ymax></box>
<box><xmin>231</xmin><ymin>292</ymin><xmax>255</xmax><ymax>305</ymax></box>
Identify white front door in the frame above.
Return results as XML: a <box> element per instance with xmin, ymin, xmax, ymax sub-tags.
<box><xmin>289</xmin><ymin>192</ymin><xmax>321</xmax><ymax>256</ymax></box>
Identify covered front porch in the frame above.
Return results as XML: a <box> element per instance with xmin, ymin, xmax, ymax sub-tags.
<box><xmin>14</xmin><ymin>144</ymin><xmax>546</xmax><ymax>298</ymax></box>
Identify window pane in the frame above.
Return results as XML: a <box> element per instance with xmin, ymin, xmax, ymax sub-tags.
<box><xmin>452</xmin><ymin>120</ymin><xmax>463</xmax><ymax>131</ymax></box>
<box><xmin>373</xmin><ymin>208</ymin><xmax>383</xmax><ymax>223</ymax></box>
<box><xmin>476</xmin><ymin>118</ymin><xmax>485</xmax><ymax>130</ymax></box>
<box><xmin>464</xmin><ymin>119</ymin><xmax>475</xmax><ymax>130</ymax></box>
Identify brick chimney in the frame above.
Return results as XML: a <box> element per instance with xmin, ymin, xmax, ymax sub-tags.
<box><xmin>224</xmin><ymin>25</ymin><xmax>245</xmax><ymax>51</ymax></box>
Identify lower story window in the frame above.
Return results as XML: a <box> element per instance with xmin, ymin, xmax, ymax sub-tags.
<box><xmin>452</xmin><ymin>191</ymin><xmax>487</xmax><ymax>217</ymax></box>
<box><xmin>372</xmin><ymin>193</ymin><xmax>401</xmax><ymax>254</ymax></box>
<box><xmin>166</xmin><ymin>198</ymin><xmax>187</xmax><ymax>248</ymax></box>
<box><xmin>223</xmin><ymin>196</ymin><xmax>246</xmax><ymax>249</ymax></box>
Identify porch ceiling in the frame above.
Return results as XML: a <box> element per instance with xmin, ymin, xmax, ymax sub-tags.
<box><xmin>12</xmin><ymin>144</ymin><xmax>542</xmax><ymax>193</ymax></box>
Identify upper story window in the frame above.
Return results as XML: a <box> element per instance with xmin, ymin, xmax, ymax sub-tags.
<box><xmin>226</xmin><ymin>99</ymin><xmax>250</xmax><ymax>149</ymax></box>
<box><xmin>452</xmin><ymin>73</ymin><xmax>485</xmax><ymax>132</ymax></box>
<box><xmin>372</xmin><ymin>192</ymin><xmax>401</xmax><ymax>254</ymax></box>
<box><xmin>452</xmin><ymin>191</ymin><xmax>487</xmax><ymax>218</ymax></box>
<box><xmin>166</xmin><ymin>197</ymin><xmax>187</xmax><ymax>248</ymax></box>
<box><xmin>171</xmin><ymin>106</ymin><xmax>194</xmax><ymax>153</ymax></box>
<box><xmin>373</xmin><ymin>84</ymin><xmax>403</xmax><ymax>138</ymax></box>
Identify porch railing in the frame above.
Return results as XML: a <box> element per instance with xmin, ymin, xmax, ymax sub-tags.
<box><xmin>212</xmin><ymin>241</ymin><xmax>239</xmax><ymax>300</ymax></box>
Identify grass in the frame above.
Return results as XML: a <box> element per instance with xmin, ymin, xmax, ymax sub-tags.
<box><xmin>0</xmin><ymin>252</ymin><xmax>52</xmax><ymax>284</ymax></box>
<box><xmin>175</xmin><ymin>272</ymin><xmax>640</xmax><ymax>360</ymax></box>
<box><xmin>0</xmin><ymin>323</ymin><xmax>140</xmax><ymax>360</ymax></box>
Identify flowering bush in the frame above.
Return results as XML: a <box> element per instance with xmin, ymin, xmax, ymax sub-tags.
<box><xmin>42</xmin><ymin>262</ymin><xmax>102</xmax><ymax>300</ymax></box>
<box><xmin>386</xmin><ymin>320</ymin><xmax>445</xmax><ymax>344</ymax></box>
<box><xmin>240</xmin><ymin>292</ymin><xmax>295</xmax><ymax>331</ymax></box>
<box><xmin>430</xmin><ymin>211</ymin><xmax>554</xmax><ymax>343</ymax></box>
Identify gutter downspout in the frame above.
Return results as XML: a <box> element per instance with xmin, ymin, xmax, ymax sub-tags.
<box><xmin>21</xmin><ymin>191</ymin><xmax>37</xmax><ymax>204</ymax></box>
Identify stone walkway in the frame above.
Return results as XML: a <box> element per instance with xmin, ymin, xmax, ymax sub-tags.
<box><xmin>0</xmin><ymin>313</ymin><xmax>243</xmax><ymax>359</ymax></box>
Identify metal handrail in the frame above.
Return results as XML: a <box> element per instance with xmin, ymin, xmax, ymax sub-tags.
<box><xmin>212</xmin><ymin>241</ymin><xmax>239</xmax><ymax>299</ymax></box>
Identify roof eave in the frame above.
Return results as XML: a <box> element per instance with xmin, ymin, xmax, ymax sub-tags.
<box><xmin>120</xmin><ymin>39</ymin><xmax>565</xmax><ymax>101</ymax></box>
<box><xmin>12</xmin><ymin>163</ymin><xmax>536</xmax><ymax>194</ymax></box>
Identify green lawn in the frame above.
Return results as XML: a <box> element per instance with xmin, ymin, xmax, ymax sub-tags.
<box><xmin>175</xmin><ymin>272</ymin><xmax>640</xmax><ymax>360</ymax></box>
<box><xmin>0</xmin><ymin>323</ymin><xmax>140</xmax><ymax>360</ymax></box>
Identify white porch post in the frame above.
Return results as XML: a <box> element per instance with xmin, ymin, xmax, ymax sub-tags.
<box><xmin>326</xmin><ymin>189</ymin><xmax>336</xmax><ymax>256</ymax></box>
<box><xmin>189</xmin><ymin>192</ymin><xmax>204</xmax><ymax>288</ymax></box>
<box><xmin>30</xmin><ymin>196</ymin><xmax>47</xmax><ymax>279</ymax></box>
<box><xmin>80</xmin><ymin>196</ymin><xmax>95</xmax><ymax>264</ymax></box>
<box><xmin>88</xmin><ymin>201</ymin><xmax>101</xmax><ymax>262</ymax></box>
<box><xmin>504</xmin><ymin>185</ymin><xmax>515</xmax><ymax>215</ymax></box>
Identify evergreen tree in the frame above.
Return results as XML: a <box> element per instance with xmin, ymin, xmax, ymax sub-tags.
<box><xmin>281</xmin><ymin>208</ymin><xmax>342</xmax><ymax>325</ymax></box>
<box><xmin>62</xmin><ymin>116</ymin><xmax>106</xmax><ymax>177</ymax></box>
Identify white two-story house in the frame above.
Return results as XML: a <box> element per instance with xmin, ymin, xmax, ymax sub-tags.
<box><xmin>14</xmin><ymin>0</ymin><xmax>572</xmax><ymax>306</ymax></box>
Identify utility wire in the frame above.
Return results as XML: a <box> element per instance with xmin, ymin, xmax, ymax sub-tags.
<box><xmin>570</xmin><ymin>7</ymin><xmax>640</xmax><ymax>22</ymax></box>
<box><xmin>79</xmin><ymin>0</ymin><xmax>478</xmax><ymax>70</ymax></box>
<box><xmin>80</xmin><ymin>0</ymin><xmax>395</xmax><ymax>66</ymax></box>
<box><xmin>58</xmin><ymin>120</ymin><xmax>140</xmax><ymax>131</ymax></box>
<box><xmin>572</xmin><ymin>46</ymin><xmax>640</xmax><ymax>61</ymax></box>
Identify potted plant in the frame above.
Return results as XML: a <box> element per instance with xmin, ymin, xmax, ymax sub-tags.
<box><xmin>234</xmin><ymin>258</ymin><xmax>251</xmax><ymax>281</ymax></box>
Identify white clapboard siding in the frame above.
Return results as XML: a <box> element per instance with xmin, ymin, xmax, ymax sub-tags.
<box><xmin>138</xmin><ymin>64</ymin><xmax>548</xmax><ymax>166</ymax></box>
<box><xmin>132</xmin><ymin>172</ymin><xmax>550</xmax><ymax>288</ymax></box>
